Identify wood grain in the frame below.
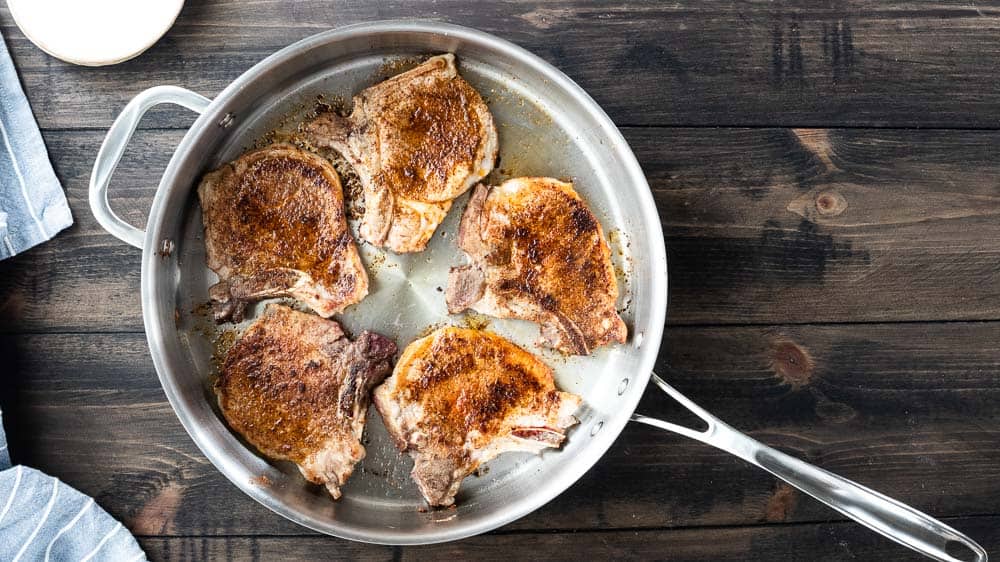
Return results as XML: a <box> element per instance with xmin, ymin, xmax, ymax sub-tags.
<box><xmin>2</xmin><ymin>1</ymin><xmax>1000</xmax><ymax>130</ymax></box>
<box><xmin>3</xmin><ymin>2</ymin><xmax>999</xmax><ymax>558</ymax></box>
<box><xmin>644</xmin><ymin>126</ymin><xmax>1000</xmax><ymax>325</ymax></box>
<box><xmin>137</xmin><ymin>516</ymin><xmax>1000</xmax><ymax>561</ymax></box>
<box><xmin>0</xmin><ymin>129</ymin><xmax>178</xmax><ymax>332</ymax></box>
<box><xmin>2</xmin><ymin>321</ymin><xmax>996</xmax><ymax>536</ymax></box>
<box><xmin>4</xmin><ymin>127</ymin><xmax>999</xmax><ymax>332</ymax></box>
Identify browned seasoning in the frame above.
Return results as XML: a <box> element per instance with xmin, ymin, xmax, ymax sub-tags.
<box><xmin>376</xmin><ymin>56</ymin><xmax>427</xmax><ymax>79</ymax></box>
<box><xmin>372</xmin><ymin>66</ymin><xmax>486</xmax><ymax>203</ymax></box>
<box><xmin>250</xmin><ymin>475</ymin><xmax>272</xmax><ymax>487</ymax></box>
<box><xmin>202</xmin><ymin>148</ymin><xmax>357</xmax><ymax>298</ymax></box>
<box><xmin>486</xmin><ymin>180</ymin><xmax>624</xmax><ymax>353</ymax></box>
<box><xmin>390</xmin><ymin>328</ymin><xmax>553</xmax><ymax>447</ymax></box>
<box><xmin>215</xmin><ymin>309</ymin><xmax>359</xmax><ymax>465</ymax></box>
<box><xmin>367</xmin><ymin>251</ymin><xmax>386</xmax><ymax>277</ymax></box>
<box><xmin>211</xmin><ymin>328</ymin><xmax>238</xmax><ymax>371</ymax></box>
<box><xmin>416</xmin><ymin>322</ymin><xmax>448</xmax><ymax>339</ymax></box>
<box><xmin>460</xmin><ymin>312</ymin><xmax>490</xmax><ymax>331</ymax></box>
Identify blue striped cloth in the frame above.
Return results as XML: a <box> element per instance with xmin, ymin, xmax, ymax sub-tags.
<box><xmin>0</xmin><ymin>410</ymin><xmax>146</xmax><ymax>561</ymax></box>
<box><xmin>0</xmin><ymin>30</ymin><xmax>72</xmax><ymax>260</ymax></box>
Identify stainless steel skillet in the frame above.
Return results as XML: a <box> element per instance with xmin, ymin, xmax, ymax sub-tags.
<box><xmin>88</xmin><ymin>20</ymin><xmax>986</xmax><ymax>560</ymax></box>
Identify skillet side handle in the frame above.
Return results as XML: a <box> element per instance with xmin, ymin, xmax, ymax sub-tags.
<box><xmin>89</xmin><ymin>86</ymin><xmax>211</xmax><ymax>249</ymax></box>
<box><xmin>631</xmin><ymin>373</ymin><xmax>988</xmax><ymax>562</ymax></box>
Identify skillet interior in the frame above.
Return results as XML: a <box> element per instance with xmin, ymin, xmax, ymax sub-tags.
<box><xmin>141</xmin><ymin>22</ymin><xmax>667</xmax><ymax>544</ymax></box>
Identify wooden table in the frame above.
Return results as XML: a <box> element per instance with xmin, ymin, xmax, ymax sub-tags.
<box><xmin>2</xmin><ymin>2</ymin><xmax>999</xmax><ymax>560</ymax></box>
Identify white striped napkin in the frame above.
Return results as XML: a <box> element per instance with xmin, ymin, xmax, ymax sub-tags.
<box><xmin>0</xmin><ymin>410</ymin><xmax>146</xmax><ymax>561</ymax></box>
<box><xmin>0</xmin><ymin>30</ymin><xmax>72</xmax><ymax>260</ymax></box>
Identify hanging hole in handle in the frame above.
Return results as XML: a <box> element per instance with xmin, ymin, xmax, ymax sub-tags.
<box><xmin>90</xmin><ymin>86</ymin><xmax>211</xmax><ymax>249</ymax></box>
<box><xmin>103</xmin><ymin>132</ymin><xmax>168</xmax><ymax>238</ymax></box>
<box><xmin>945</xmin><ymin>540</ymin><xmax>978</xmax><ymax>562</ymax></box>
<box><xmin>638</xmin><ymin>376</ymin><xmax>710</xmax><ymax>433</ymax></box>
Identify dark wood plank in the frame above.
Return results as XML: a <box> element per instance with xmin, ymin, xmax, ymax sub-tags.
<box><xmin>137</xmin><ymin>516</ymin><xmax>1000</xmax><ymax>561</ymax></box>
<box><xmin>0</xmin><ymin>129</ymin><xmax>182</xmax><ymax>332</ymax></box>
<box><xmin>140</xmin><ymin>536</ymin><xmax>392</xmax><ymax>561</ymax></box>
<box><xmin>646</xmin><ymin>126</ymin><xmax>1000</xmax><ymax>325</ymax></box>
<box><xmin>3</xmin><ymin>1</ymin><xmax>1000</xmax><ymax>130</ymax></box>
<box><xmin>4</xmin><ymin>127</ymin><xmax>1000</xmax><ymax>332</ymax></box>
<box><xmin>5</xmin><ymin>1</ymin><xmax>998</xmax><ymax>559</ymax></box>
<box><xmin>2</xmin><ymin>322</ymin><xmax>997</xmax><ymax>536</ymax></box>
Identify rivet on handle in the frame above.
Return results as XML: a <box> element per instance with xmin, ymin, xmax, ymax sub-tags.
<box><xmin>589</xmin><ymin>420</ymin><xmax>604</xmax><ymax>436</ymax></box>
<box><xmin>617</xmin><ymin>377</ymin><xmax>629</xmax><ymax>395</ymax></box>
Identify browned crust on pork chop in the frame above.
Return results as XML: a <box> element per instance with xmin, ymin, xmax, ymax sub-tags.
<box><xmin>446</xmin><ymin>178</ymin><xmax>626</xmax><ymax>354</ymax></box>
<box><xmin>198</xmin><ymin>144</ymin><xmax>368</xmax><ymax>322</ymax></box>
<box><xmin>216</xmin><ymin>304</ymin><xmax>396</xmax><ymax>499</ymax></box>
<box><xmin>302</xmin><ymin>54</ymin><xmax>498</xmax><ymax>253</ymax></box>
<box><xmin>373</xmin><ymin>327</ymin><xmax>580</xmax><ymax>506</ymax></box>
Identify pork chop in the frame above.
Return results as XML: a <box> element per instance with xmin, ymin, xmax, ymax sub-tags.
<box><xmin>198</xmin><ymin>143</ymin><xmax>368</xmax><ymax>322</ymax></box>
<box><xmin>216</xmin><ymin>304</ymin><xmax>396</xmax><ymax>499</ymax></box>
<box><xmin>446</xmin><ymin>177</ymin><xmax>627</xmax><ymax>355</ymax></box>
<box><xmin>373</xmin><ymin>327</ymin><xmax>581</xmax><ymax>507</ymax></box>
<box><xmin>303</xmin><ymin>54</ymin><xmax>498</xmax><ymax>253</ymax></box>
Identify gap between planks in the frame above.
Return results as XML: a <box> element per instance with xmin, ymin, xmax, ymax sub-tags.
<box><xmin>128</xmin><ymin>511</ymin><xmax>1000</xmax><ymax>539</ymax></box>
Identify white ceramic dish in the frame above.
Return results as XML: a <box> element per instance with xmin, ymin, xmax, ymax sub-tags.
<box><xmin>7</xmin><ymin>0</ymin><xmax>183</xmax><ymax>66</ymax></box>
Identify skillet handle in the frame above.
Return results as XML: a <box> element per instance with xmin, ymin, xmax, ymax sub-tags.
<box><xmin>89</xmin><ymin>86</ymin><xmax>211</xmax><ymax>249</ymax></box>
<box><xmin>631</xmin><ymin>372</ymin><xmax>987</xmax><ymax>562</ymax></box>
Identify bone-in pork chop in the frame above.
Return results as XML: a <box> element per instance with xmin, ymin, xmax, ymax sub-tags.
<box><xmin>373</xmin><ymin>327</ymin><xmax>581</xmax><ymax>507</ymax></box>
<box><xmin>303</xmin><ymin>54</ymin><xmax>498</xmax><ymax>253</ymax></box>
<box><xmin>216</xmin><ymin>304</ymin><xmax>396</xmax><ymax>499</ymax></box>
<box><xmin>198</xmin><ymin>143</ymin><xmax>368</xmax><ymax>322</ymax></box>
<box><xmin>446</xmin><ymin>177</ymin><xmax>626</xmax><ymax>355</ymax></box>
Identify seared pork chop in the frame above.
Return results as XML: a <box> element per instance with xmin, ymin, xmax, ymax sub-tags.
<box><xmin>216</xmin><ymin>304</ymin><xmax>396</xmax><ymax>499</ymax></box>
<box><xmin>303</xmin><ymin>54</ymin><xmax>498</xmax><ymax>253</ymax></box>
<box><xmin>373</xmin><ymin>327</ymin><xmax>581</xmax><ymax>507</ymax></box>
<box><xmin>198</xmin><ymin>144</ymin><xmax>368</xmax><ymax>322</ymax></box>
<box><xmin>447</xmin><ymin>178</ymin><xmax>626</xmax><ymax>355</ymax></box>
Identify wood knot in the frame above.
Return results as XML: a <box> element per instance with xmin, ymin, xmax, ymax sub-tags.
<box><xmin>130</xmin><ymin>481</ymin><xmax>182</xmax><ymax>535</ymax></box>
<box><xmin>815</xmin><ymin>190</ymin><xmax>848</xmax><ymax>217</ymax></box>
<box><xmin>769</xmin><ymin>340</ymin><xmax>814</xmax><ymax>388</ymax></box>
<box><xmin>785</xmin><ymin>186</ymin><xmax>851</xmax><ymax>224</ymax></box>
<box><xmin>764</xmin><ymin>482</ymin><xmax>798</xmax><ymax>522</ymax></box>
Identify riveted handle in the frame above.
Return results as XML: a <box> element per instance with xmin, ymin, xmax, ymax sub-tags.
<box><xmin>631</xmin><ymin>372</ymin><xmax>988</xmax><ymax>562</ymax></box>
<box><xmin>89</xmin><ymin>86</ymin><xmax>211</xmax><ymax>249</ymax></box>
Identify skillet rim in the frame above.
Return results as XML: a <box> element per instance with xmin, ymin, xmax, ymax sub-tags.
<box><xmin>140</xmin><ymin>19</ymin><xmax>668</xmax><ymax>545</ymax></box>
